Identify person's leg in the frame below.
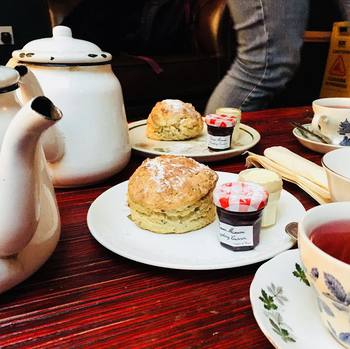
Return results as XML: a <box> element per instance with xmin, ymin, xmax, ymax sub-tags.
<box><xmin>205</xmin><ymin>0</ymin><xmax>309</xmax><ymax>113</ymax></box>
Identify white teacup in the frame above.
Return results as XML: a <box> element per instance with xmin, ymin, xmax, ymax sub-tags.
<box><xmin>311</xmin><ymin>98</ymin><xmax>350</xmax><ymax>145</ymax></box>
<box><xmin>299</xmin><ymin>202</ymin><xmax>350</xmax><ymax>348</ymax></box>
<box><xmin>322</xmin><ymin>148</ymin><xmax>350</xmax><ymax>202</ymax></box>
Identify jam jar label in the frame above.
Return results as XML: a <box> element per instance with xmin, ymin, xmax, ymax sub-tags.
<box><xmin>207</xmin><ymin>134</ymin><xmax>231</xmax><ymax>150</ymax></box>
<box><xmin>218</xmin><ymin>221</ymin><xmax>253</xmax><ymax>247</ymax></box>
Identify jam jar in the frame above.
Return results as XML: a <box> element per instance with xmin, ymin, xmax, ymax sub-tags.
<box><xmin>215</xmin><ymin>107</ymin><xmax>241</xmax><ymax>142</ymax></box>
<box><xmin>205</xmin><ymin>114</ymin><xmax>236</xmax><ymax>151</ymax></box>
<box><xmin>213</xmin><ymin>181</ymin><xmax>269</xmax><ymax>251</ymax></box>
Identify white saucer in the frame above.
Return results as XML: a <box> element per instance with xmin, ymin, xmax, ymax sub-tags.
<box><xmin>129</xmin><ymin>120</ymin><xmax>260</xmax><ymax>162</ymax></box>
<box><xmin>87</xmin><ymin>172</ymin><xmax>304</xmax><ymax>270</ymax></box>
<box><xmin>250</xmin><ymin>249</ymin><xmax>343</xmax><ymax>348</ymax></box>
<box><xmin>293</xmin><ymin>123</ymin><xmax>342</xmax><ymax>154</ymax></box>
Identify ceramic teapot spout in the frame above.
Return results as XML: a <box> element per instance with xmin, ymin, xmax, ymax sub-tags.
<box><xmin>0</xmin><ymin>96</ymin><xmax>62</xmax><ymax>257</ymax></box>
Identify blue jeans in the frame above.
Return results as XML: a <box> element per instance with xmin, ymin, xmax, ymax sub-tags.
<box><xmin>205</xmin><ymin>0</ymin><xmax>350</xmax><ymax>113</ymax></box>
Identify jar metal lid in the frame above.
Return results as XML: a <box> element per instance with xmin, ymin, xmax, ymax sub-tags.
<box><xmin>205</xmin><ymin>114</ymin><xmax>236</xmax><ymax>128</ymax></box>
<box><xmin>213</xmin><ymin>181</ymin><xmax>269</xmax><ymax>212</ymax></box>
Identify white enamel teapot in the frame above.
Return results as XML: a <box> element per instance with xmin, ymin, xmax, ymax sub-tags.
<box><xmin>8</xmin><ymin>25</ymin><xmax>131</xmax><ymax>187</ymax></box>
<box><xmin>0</xmin><ymin>65</ymin><xmax>62</xmax><ymax>294</ymax></box>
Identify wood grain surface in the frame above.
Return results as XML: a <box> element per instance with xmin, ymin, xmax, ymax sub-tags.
<box><xmin>0</xmin><ymin>106</ymin><xmax>320</xmax><ymax>348</ymax></box>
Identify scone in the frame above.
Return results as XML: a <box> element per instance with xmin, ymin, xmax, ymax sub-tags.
<box><xmin>146</xmin><ymin>99</ymin><xmax>203</xmax><ymax>140</ymax></box>
<box><xmin>128</xmin><ymin>155</ymin><xmax>218</xmax><ymax>233</ymax></box>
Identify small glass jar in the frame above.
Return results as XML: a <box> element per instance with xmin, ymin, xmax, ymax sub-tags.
<box><xmin>213</xmin><ymin>181</ymin><xmax>269</xmax><ymax>251</ymax></box>
<box><xmin>215</xmin><ymin>107</ymin><xmax>241</xmax><ymax>142</ymax></box>
<box><xmin>205</xmin><ymin>114</ymin><xmax>236</xmax><ymax>151</ymax></box>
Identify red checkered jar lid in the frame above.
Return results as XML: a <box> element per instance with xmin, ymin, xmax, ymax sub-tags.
<box><xmin>213</xmin><ymin>181</ymin><xmax>269</xmax><ymax>212</ymax></box>
<box><xmin>205</xmin><ymin>114</ymin><xmax>236</xmax><ymax>128</ymax></box>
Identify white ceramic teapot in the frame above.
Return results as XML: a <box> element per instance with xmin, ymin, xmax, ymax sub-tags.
<box><xmin>0</xmin><ymin>66</ymin><xmax>62</xmax><ymax>294</ymax></box>
<box><xmin>9</xmin><ymin>25</ymin><xmax>131</xmax><ymax>187</ymax></box>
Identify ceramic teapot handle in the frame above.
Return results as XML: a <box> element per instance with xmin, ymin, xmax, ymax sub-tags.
<box><xmin>11</xmin><ymin>65</ymin><xmax>65</xmax><ymax>163</ymax></box>
<box><xmin>13</xmin><ymin>65</ymin><xmax>43</xmax><ymax>104</ymax></box>
<box><xmin>7</xmin><ymin>59</ymin><xmax>44</xmax><ymax>103</ymax></box>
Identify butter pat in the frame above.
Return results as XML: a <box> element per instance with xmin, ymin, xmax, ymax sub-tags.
<box><xmin>238</xmin><ymin>168</ymin><xmax>283</xmax><ymax>227</ymax></box>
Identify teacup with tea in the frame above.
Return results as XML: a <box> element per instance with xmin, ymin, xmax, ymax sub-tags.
<box><xmin>311</xmin><ymin>98</ymin><xmax>350</xmax><ymax>145</ymax></box>
<box><xmin>299</xmin><ymin>202</ymin><xmax>350</xmax><ymax>348</ymax></box>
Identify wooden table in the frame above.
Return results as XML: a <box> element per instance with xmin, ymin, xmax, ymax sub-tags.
<box><xmin>0</xmin><ymin>106</ymin><xmax>322</xmax><ymax>348</ymax></box>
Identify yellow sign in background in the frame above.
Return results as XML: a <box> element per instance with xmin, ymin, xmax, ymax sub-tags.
<box><xmin>320</xmin><ymin>21</ymin><xmax>350</xmax><ymax>97</ymax></box>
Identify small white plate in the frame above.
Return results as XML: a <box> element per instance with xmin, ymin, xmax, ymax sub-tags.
<box><xmin>87</xmin><ymin>172</ymin><xmax>305</xmax><ymax>270</ymax></box>
<box><xmin>129</xmin><ymin>120</ymin><xmax>260</xmax><ymax>162</ymax></box>
<box><xmin>250</xmin><ymin>249</ymin><xmax>343</xmax><ymax>349</ymax></box>
<box><xmin>293</xmin><ymin>123</ymin><xmax>342</xmax><ymax>154</ymax></box>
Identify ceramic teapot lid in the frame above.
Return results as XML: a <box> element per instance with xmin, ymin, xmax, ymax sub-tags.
<box><xmin>12</xmin><ymin>26</ymin><xmax>112</xmax><ymax>65</ymax></box>
<box><xmin>0</xmin><ymin>66</ymin><xmax>19</xmax><ymax>92</ymax></box>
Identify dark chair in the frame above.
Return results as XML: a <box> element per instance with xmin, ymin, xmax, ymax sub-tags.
<box><xmin>48</xmin><ymin>0</ymin><xmax>233</xmax><ymax>120</ymax></box>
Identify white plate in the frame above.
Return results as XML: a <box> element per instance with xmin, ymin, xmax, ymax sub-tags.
<box><xmin>87</xmin><ymin>172</ymin><xmax>305</xmax><ymax>270</ymax></box>
<box><xmin>250</xmin><ymin>249</ymin><xmax>343</xmax><ymax>349</ymax></box>
<box><xmin>129</xmin><ymin>120</ymin><xmax>260</xmax><ymax>162</ymax></box>
<box><xmin>293</xmin><ymin>123</ymin><xmax>342</xmax><ymax>154</ymax></box>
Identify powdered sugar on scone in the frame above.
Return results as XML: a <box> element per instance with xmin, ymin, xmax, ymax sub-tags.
<box><xmin>161</xmin><ymin>99</ymin><xmax>201</xmax><ymax>120</ymax></box>
<box><xmin>144</xmin><ymin>156</ymin><xmax>207</xmax><ymax>193</ymax></box>
<box><xmin>162</xmin><ymin>99</ymin><xmax>184</xmax><ymax>112</ymax></box>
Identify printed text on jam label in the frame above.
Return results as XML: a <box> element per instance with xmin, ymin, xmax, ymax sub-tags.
<box><xmin>218</xmin><ymin>222</ymin><xmax>253</xmax><ymax>247</ymax></box>
<box><xmin>207</xmin><ymin>134</ymin><xmax>231</xmax><ymax>149</ymax></box>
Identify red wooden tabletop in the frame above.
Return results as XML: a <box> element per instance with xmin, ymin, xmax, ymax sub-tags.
<box><xmin>0</xmin><ymin>106</ymin><xmax>321</xmax><ymax>348</ymax></box>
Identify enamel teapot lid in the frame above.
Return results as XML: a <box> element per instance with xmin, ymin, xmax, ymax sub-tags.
<box><xmin>0</xmin><ymin>66</ymin><xmax>19</xmax><ymax>91</ymax></box>
<box><xmin>12</xmin><ymin>26</ymin><xmax>112</xmax><ymax>65</ymax></box>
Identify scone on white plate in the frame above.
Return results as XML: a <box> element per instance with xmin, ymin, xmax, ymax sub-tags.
<box><xmin>146</xmin><ymin>99</ymin><xmax>203</xmax><ymax>140</ymax></box>
<box><xmin>127</xmin><ymin>155</ymin><xmax>218</xmax><ymax>233</ymax></box>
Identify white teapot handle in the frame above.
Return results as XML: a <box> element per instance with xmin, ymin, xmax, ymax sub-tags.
<box><xmin>7</xmin><ymin>58</ymin><xmax>42</xmax><ymax>103</ymax></box>
<box><xmin>14</xmin><ymin>65</ymin><xmax>43</xmax><ymax>103</ymax></box>
<box><xmin>10</xmin><ymin>64</ymin><xmax>65</xmax><ymax>163</ymax></box>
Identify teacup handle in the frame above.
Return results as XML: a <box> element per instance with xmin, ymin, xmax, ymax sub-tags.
<box><xmin>311</xmin><ymin>114</ymin><xmax>328</xmax><ymax>132</ymax></box>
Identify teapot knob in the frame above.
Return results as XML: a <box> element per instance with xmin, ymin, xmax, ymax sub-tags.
<box><xmin>52</xmin><ymin>26</ymin><xmax>72</xmax><ymax>38</ymax></box>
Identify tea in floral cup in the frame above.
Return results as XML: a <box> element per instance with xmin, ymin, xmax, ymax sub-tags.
<box><xmin>299</xmin><ymin>202</ymin><xmax>350</xmax><ymax>348</ymax></box>
<box><xmin>311</xmin><ymin>98</ymin><xmax>350</xmax><ymax>145</ymax></box>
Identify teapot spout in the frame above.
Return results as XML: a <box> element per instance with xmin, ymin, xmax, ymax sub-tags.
<box><xmin>0</xmin><ymin>96</ymin><xmax>62</xmax><ymax>257</ymax></box>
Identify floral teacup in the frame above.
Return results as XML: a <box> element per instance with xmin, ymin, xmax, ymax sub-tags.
<box><xmin>311</xmin><ymin>98</ymin><xmax>350</xmax><ymax>146</ymax></box>
<box><xmin>299</xmin><ymin>202</ymin><xmax>350</xmax><ymax>348</ymax></box>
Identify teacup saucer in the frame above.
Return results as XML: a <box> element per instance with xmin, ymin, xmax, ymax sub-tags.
<box><xmin>293</xmin><ymin>123</ymin><xmax>342</xmax><ymax>154</ymax></box>
<box><xmin>250</xmin><ymin>249</ymin><xmax>343</xmax><ymax>348</ymax></box>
